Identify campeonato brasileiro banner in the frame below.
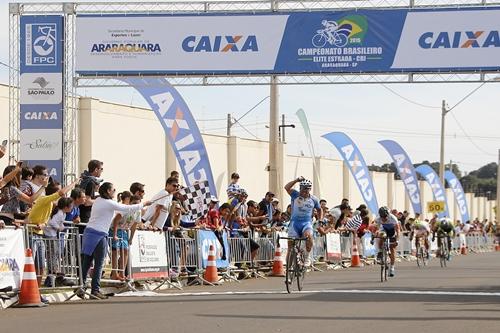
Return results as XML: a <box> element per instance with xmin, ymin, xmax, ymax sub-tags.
<box><xmin>75</xmin><ymin>7</ymin><xmax>500</xmax><ymax>75</ymax></box>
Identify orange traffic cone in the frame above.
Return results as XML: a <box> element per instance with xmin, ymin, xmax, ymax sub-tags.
<box><xmin>271</xmin><ymin>245</ymin><xmax>285</xmax><ymax>277</ymax></box>
<box><xmin>460</xmin><ymin>241</ymin><xmax>468</xmax><ymax>255</ymax></box>
<box><xmin>203</xmin><ymin>245</ymin><xmax>219</xmax><ymax>284</ymax></box>
<box><xmin>495</xmin><ymin>240</ymin><xmax>500</xmax><ymax>252</ymax></box>
<box><xmin>16</xmin><ymin>248</ymin><xmax>47</xmax><ymax>307</ymax></box>
<box><xmin>350</xmin><ymin>237</ymin><xmax>362</xmax><ymax>268</ymax></box>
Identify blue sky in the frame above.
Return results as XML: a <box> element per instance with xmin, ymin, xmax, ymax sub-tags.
<box><xmin>1</xmin><ymin>0</ymin><xmax>499</xmax><ymax>174</ymax></box>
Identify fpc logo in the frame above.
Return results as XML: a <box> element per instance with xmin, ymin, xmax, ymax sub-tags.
<box><xmin>25</xmin><ymin>23</ymin><xmax>57</xmax><ymax>66</ymax></box>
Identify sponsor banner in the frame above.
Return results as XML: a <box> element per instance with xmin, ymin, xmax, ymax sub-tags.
<box><xmin>326</xmin><ymin>232</ymin><xmax>341</xmax><ymax>260</ymax></box>
<box><xmin>76</xmin><ymin>8</ymin><xmax>500</xmax><ymax>75</ymax></box>
<box><xmin>444</xmin><ymin>171</ymin><xmax>470</xmax><ymax>223</ymax></box>
<box><xmin>0</xmin><ymin>229</ymin><xmax>26</xmax><ymax>290</ymax></box>
<box><xmin>378</xmin><ymin>140</ymin><xmax>422</xmax><ymax>214</ymax></box>
<box><xmin>20</xmin><ymin>129</ymin><xmax>62</xmax><ymax>161</ymax></box>
<box><xmin>361</xmin><ymin>232</ymin><xmax>377</xmax><ymax>257</ymax></box>
<box><xmin>123</xmin><ymin>77</ymin><xmax>217</xmax><ymax>196</ymax></box>
<box><xmin>197</xmin><ymin>230</ymin><xmax>229</xmax><ymax>268</ymax></box>
<box><xmin>322</xmin><ymin>132</ymin><xmax>379</xmax><ymax>214</ymax></box>
<box><xmin>20</xmin><ymin>15</ymin><xmax>64</xmax><ymax>73</ymax></box>
<box><xmin>129</xmin><ymin>231</ymin><xmax>168</xmax><ymax>280</ymax></box>
<box><xmin>20</xmin><ymin>73</ymin><xmax>63</xmax><ymax>105</ymax></box>
<box><xmin>415</xmin><ymin>164</ymin><xmax>449</xmax><ymax>218</ymax></box>
<box><xmin>20</xmin><ymin>15</ymin><xmax>64</xmax><ymax>182</ymax></box>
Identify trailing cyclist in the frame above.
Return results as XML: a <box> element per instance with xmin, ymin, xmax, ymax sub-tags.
<box><xmin>284</xmin><ymin>176</ymin><xmax>323</xmax><ymax>267</ymax></box>
<box><xmin>410</xmin><ymin>214</ymin><xmax>431</xmax><ymax>260</ymax></box>
<box><xmin>374</xmin><ymin>206</ymin><xmax>400</xmax><ymax>277</ymax></box>
<box><xmin>432</xmin><ymin>217</ymin><xmax>455</xmax><ymax>260</ymax></box>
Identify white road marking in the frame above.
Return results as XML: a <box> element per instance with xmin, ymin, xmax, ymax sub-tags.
<box><xmin>115</xmin><ymin>289</ymin><xmax>500</xmax><ymax>298</ymax></box>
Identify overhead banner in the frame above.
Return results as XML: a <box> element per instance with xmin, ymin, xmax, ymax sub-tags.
<box><xmin>296</xmin><ymin>109</ymin><xmax>321</xmax><ymax>198</ymax></box>
<box><xmin>20</xmin><ymin>15</ymin><xmax>64</xmax><ymax>182</ymax></box>
<box><xmin>123</xmin><ymin>77</ymin><xmax>217</xmax><ymax>196</ymax></box>
<box><xmin>415</xmin><ymin>164</ymin><xmax>449</xmax><ymax>218</ymax></box>
<box><xmin>378</xmin><ymin>140</ymin><xmax>422</xmax><ymax>214</ymax></box>
<box><xmin>0</xmin><ymin>228</ymin><xmax>26</xmax><ymax>290</ymax></box>
<box><xmin>445</xmin><ymin>171</ymin><xmax>470</xmax><ymax>223</ymax></box>
<box><xmin>76</xmin><ymin>7</ymin><xmax>500</xmax><ymax>75</ymax></box>
<box><xmin>322</xmin><ymin>132</ymin><xmax>379</xmax><ymax>214</ymax></box>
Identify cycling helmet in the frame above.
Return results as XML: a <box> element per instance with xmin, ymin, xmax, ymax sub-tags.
<box><xmin>299</xmin><ymin>179</ymin><xmax>312</xmax><ymax>189</ymax></box>
<box><xmin>439</xmin><ymin>217</ymin><xmax>452</xmax><ymax>225</ymax></box>
<box><xmin>321</xmin><ymin>19</ymin><xmax>327</xmax><ymax>25</ymax></box>
<box><xmin>378</xmin><ymin>206</ymin><xmax>389</xmax><ymax>218</ymax></box>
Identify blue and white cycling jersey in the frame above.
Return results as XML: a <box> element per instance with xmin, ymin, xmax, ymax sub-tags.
<box><xmin>289</xmin><ymin>190</ymin><xmax>320</xmax><ymax>224</ymax></box>
<box><xmin>375</xmin><ymin>213</ymin><xmax>399</xmax><ymax>236</ymax></box>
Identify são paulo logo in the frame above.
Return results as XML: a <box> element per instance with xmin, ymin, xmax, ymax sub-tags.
<box><xmin>26</xmin><ymin>77</ymin><xmax>56</xmax><ymax>97</ymax></box>
<box><xmin>182</xmin><ymin>35</ymin><xmax>258</xmax><ymax>53</ymax></box>
<box><xmin>312</xmin><ymin>15</ymin><xmax>368</xmax><ymax>48</ymax></box>
<box><xmin>91</xmin><ymin>43</ymin><xmax>161</xmax><ymax>53</ymax></box>
<box><xmin>419</xmin><ymin>30</ymin><xmax>500</xmax><ymax>49</ymax></box>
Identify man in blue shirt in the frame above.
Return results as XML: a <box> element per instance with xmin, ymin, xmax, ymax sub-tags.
<box><xmin>284</xmin><ymin>176</ymin><xmax>322</xmax><ymax>266</ymax></box>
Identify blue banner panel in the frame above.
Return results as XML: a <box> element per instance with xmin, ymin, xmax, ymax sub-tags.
<box><xmin>124</xmin><ymin>78</ymin><xmax>218</xmax><ymax>197</ymax></box>
<box><xmin>322</xmin><ymin>132</ymin><xmax>379</xmax><ymax>215</ymax></box>
<box><xmin>197</xmin><ymin>230</ymin><xmax>230</xmax><ymax>268</ymax></box>
<box><xmin>378</xmin><ymin>140</ymin><xmax>422</xmax><ymax>214</ymax></box>
<box><xmin>20</xmin><ymin>15</ymin><xmax>64</xmax><ymax>182</ymax></box>
<box><xmin>415</xmin><ymin>165</ymin><xmax>449</xmax><ymax>218</ymax></box>
<box><xmin>444</xmin><ymin>171</ymin><xmax>470</xmax><ymax>223</ymax></box>
<box><xmin>76</xmin><ymin>7</ymin><xmax>500</xmax><ymax>75</ymax></box>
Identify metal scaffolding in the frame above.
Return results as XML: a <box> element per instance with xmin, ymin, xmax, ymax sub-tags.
<box><xmin>9</xmin><ymin>0</ymin><xmax>500</xmax><ymax>183</ymax></box>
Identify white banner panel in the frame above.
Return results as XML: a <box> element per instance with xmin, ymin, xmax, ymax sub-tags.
<box><xmin>20</xmin><ymin>129</ymin><xmax>62</xmax><ymax>160</ymax></box>
<box><xmin>392</xmin><ymin>9</ymin><xmax>500</xmax><ymax>69</ymax></box>
<box><xmin>129</xmin><ymin>231</ymin><xmax>168</xmax><ymax>280</ymax></box>
<box><xmin>326</xmin><ymin>233</ymin><xmax>341</xmax><ymax>260</ymax></box>
<box><xmin>76</xmin><ymin>15</ymin><xmax>288</xmax><ymax>73</ymax></box>
<box><xmin>0</xmin><ymin>229</ymin><xmax>26</xmax><ymax>290</ymax></box>
<box><xmin>20</xmin><ymin>73</ymin><xmax>62</xmax><ymax>105</ymax></box>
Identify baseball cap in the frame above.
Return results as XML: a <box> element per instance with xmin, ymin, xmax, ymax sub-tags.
<box><xmin>210</xmin><ymin>196</ymin><xmax>219</xmax><ymax>202</ymax></box>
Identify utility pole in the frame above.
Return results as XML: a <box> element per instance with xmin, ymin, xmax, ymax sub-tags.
<box><xmin>227</xmin><ymin>113</ymin><xmax>232</xmax><ymax>137</ymax></box>
<box><xmin>439</xmin><ymin>100</ymin><xmax>449</xmax><ymax>184</ymax></box>
<box><xmin>269</xmin><ymin>76</ymin><xmax>280</xmax><ymax>196</ymax></box>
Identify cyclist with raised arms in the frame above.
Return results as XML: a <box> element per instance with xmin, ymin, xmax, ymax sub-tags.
<box><xmin>284</xmin><ymin>176</ymin><xmax>323</xmax><ymax>267</ymax></box>
<box><xmin>375</xmin><ymin>206</ymin><xmax>400</xmax><ymax>277</ymax></box>
<box><xmin>432</xmin><ymin>217</ymin><xmax>455</xmax><ymax>260</ymax></box>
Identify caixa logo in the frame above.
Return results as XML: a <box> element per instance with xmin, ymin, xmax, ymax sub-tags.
<box><xmin>419</xmin><ymin>30</ymin><xmax>500</xmax><ymax>49</ymax></box>
<box><xmin>182</xmin><ymin>35</ymin><xmax>258</xmax><ymax>52</ymax></box>
<box><xmin>25</xmin><ymin>24</ymin><xmax>57</xmax><ymax>66</ymax></box>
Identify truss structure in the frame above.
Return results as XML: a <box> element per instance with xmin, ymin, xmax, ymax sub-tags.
<box><xmin>9</xmin><ymin>0</ymin><xmax>500</xmax><ymax>181</ymax></box>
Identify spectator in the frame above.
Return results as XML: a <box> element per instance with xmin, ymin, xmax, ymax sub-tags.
<box><xmin>336</xmin><ymin>203</ymin><xmax>352</xmax><ymax>229</ymax></box>
<box><xmin>44</xmin><ymin>197</ymin><xmax>74</xmax><ymax>287</ymax></box>
<box><xmin>130</xmin><ymin>182</ymin><xmax>146</xmax><ymax>200</ymax></box>
<box><xmin>0</xmin><ymin>164</ymin><xmax>45</xmax><ymax>226</ymax></box>
<box><xmin>202</xmin><ymin>197</ymin><xmax>228</xmax><ymax>260</ymax></box>
<box><xmin>226</xmin><ymin>172</ymin><xmax>241</xmax><ymax>199</ymax></box>
<box><xmin>142</xmin><ymin>177</ymin><xmax>178</xmax><ymax>230</ymax></box>
<box><xmin>0</xmin><ymin>141</ymin><xmax>5</xmax><ymax>159</ymax></box>
<box><xmin>168</xmin><ymin>201</ymin><xmax>188</xmax><ymax>273</ymax></box>
<box><xmin>110</xmin><ymin>191</ymin><xmax>141</xmax><ymax>281</ymax></box>
<box><xmin>26</xmin><ymin>178</ymin><xmax>79</xmax><ymax>289</ymax></box>
<box><xmin>79</xmin><ymin>182</ymin><xmax>151</xmax><ymax>299</ymax></box>
<box><xmin>20</xmin><ymin>165</ymin><xmax>48</xmax><ymax>213</ymax></box>
<box><xmin>245</xmin><ymin>200</ymin><xmax>268</xmax><ymax>230</ymax></box>
<box><xmin>66</xmin><ymin>188</ymin><xmax>86</xmax><ymax>225</ymax></box>
<box><xmin>79</xmin><ymin>159</ymin><xmax>104</xmax><ymax>224</ymax></box>
<box><xmin>170</xmin><ymin>171</ymin><xmax>180</xmax><ymax>182</ymax></box>
<box><xmin>0</xmin><ymin>163</ymin><xmax>24</xmax><ymax>229</ymax></box>
<box><xmin>334</xmin><ymin>198</ymin><xmax>349</xmax><ymax>209</ymax></box>
<box><xmin>258</xmin><ymin>191</ymin><xmax>275</xmax><ymax>222</ymax></box>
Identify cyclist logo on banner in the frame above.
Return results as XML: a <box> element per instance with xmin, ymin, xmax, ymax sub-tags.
<box><xmin>25</xmin><ymin>23</ymin><xmax>57</xmax><ymax>66</ymax></box>
<box><xmin>311</xmin><ymin>15</ymin><xmax>367</xmax><ymax>48</ymax></box>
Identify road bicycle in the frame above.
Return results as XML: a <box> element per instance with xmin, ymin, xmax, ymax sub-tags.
<box><xmin>436</xmin><ymin>232</ymin><xmax>450</xmax><ymax>268</ymax></box>
<box><xmin>372</xmin><ymin>233</ymin><xmax>391</xmax><ymax>282</ymax></box>
<box><xmin>311</xmin><ymin>28</ymin><xmax>349</xmax><ymax>48</ymax></box>
<box><xmin>415</xmin><ymin>235</ymin><xmax>429</xmax><ymax>268</ymax></box>
<box><xmin>279</xmin><ymin>236</ymin><xmax>307</xmax><ymax>293</ymax></box>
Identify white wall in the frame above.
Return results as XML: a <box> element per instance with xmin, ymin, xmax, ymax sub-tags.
<box><xmin>0</xmin><ymin>84</ymin><xmax>9</xmax><ymax>174</ymax></box>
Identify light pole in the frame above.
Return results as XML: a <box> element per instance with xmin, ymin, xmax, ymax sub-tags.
<box><xmin>439</xmin><ymin>100</ymin><xmax>449</xmax><ymax>184</ymax></box>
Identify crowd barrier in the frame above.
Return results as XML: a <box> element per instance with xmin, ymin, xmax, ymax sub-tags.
<box><xmin>0</xmin><ymin>224</ymin><xmax>497</xmax><ymax>303</ymax></box>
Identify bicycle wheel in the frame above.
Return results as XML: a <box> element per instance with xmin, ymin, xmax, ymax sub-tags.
<box><xmin>439</xmin><ymin>242</ymin><xmax>445</xmax><ymax>268</ymax></box>
<box><xmin>442</xmin><ymin>241</ymin><xmax>448</xmax><ymax>267</ymax></box>
<box><xmin>296</xmin><ymin>250</ymin><xmax>306</xmax><ymax>291</ymax></box>
<box><xmin>416</xmin><ymin>244</ymin><xmax>422</xmax><ymax>268</ymax></box>
<box><xmin>312</xmin><ymin>34</ymin><xmax>327</xmax><ymax>48</ymax></box>
<box><xmin>423</xmin><ymin>247</ymin><xmax>428</xmax><ymax>266</ymax></box>
<box><xmin>285</xmin><ymin>247</ymin><xmax>297</xmax><ymax>294</ymax></box>
<box><xmin>381</xmin><ymin>248</ymin><xmax>387</xmax><ymax>282</ymax></box>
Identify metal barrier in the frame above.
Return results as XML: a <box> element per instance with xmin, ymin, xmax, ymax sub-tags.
<box><xmin>252</xmin><ymin>232</ymin><xmax>275</xmax><ymax>266</ymax></box>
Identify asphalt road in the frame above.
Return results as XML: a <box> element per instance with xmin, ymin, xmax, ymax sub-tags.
<box><xmin>2</xmin><ymin>252</ymin><xmax>499</xmax><ymax>333</ymax></box>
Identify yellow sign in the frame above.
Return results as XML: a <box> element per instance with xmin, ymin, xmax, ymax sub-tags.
<box><xmin>427</xmin><ymin>201</ymin><xmax>446</xmax><ymax>213</ymax></box>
